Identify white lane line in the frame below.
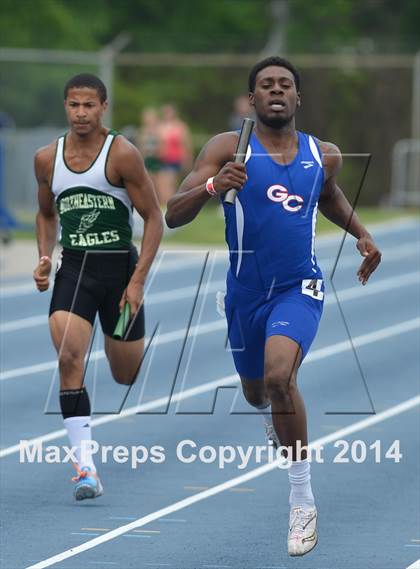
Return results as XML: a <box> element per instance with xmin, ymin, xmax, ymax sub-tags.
<box><xmin>2</xmin><ymin>241</ymin><xmax>418</xmax><ymax>333</ymax></box>
<box><xmin>1</xmin><ymin>316</ymin><xmax>418</xmax><ymax>458</ymax></box>
<box><xmin>406</xmin><ymin>560</ymin><xmax>420</xmax><ymax>569</ymax></box>
<box><xmin>24</xmin><ymin>393</ymin><xmax>420</xmax><ymax>569</ymax></box>
<box><xmin>0</xmin><ymin>314</ymin><xmax>46</xmax><ymax>332</ymax></box>
<box><xmin>305</xmin><ymin>317</ymin><xmax>419</xmax><ymax>362</ymax></box>
<box><xmin>0</xmin><ymin>319</ymin><xmax>225</xmax><ymax>381</ymax></box>
<box><xmin>325</xmin><ymin>270</ymin><xmax>418</xmax><ymax>304</ymax></box>
<box><xmin>1</xmin><ymin>221</ymin><xmax>418</xmax><ymax>299</ymax></box>
<box><xmin>0</xmin><ymin>254</ymin><xmax>218</xmax><ymax>298</ymax></box>
<box><xmin>0</xmin><ymin>280</ymin><xmax>227</xmax><ymax>333</ymax></box>
<box><xmin>1</xmin><ymin>269</ymin><xmax>418</xmax><ymax>379</ymax></box>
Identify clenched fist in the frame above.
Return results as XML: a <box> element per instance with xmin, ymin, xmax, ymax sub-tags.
<box><xmin>33</xmin><ymin>256</ymin><xmax>52</xmax><ymax>292</ymax></box>
<box><xmin>212</xmin><ymin>162</ymin><xmax>248</xmax><ymax>194</ymax></box>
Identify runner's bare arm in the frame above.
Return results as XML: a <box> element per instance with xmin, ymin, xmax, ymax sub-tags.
<box><xmin>33</xmin><ymin>144</ymin><xmax>57</xmax><ymax>291</ymax></box>
<box><xmin>34</xmin><ymin>145</ymin><xmax>57</xmax><ymax>259</ymax></box>
<box><xmin>112</xmin><ymin>137</ymin><xmax>163</xmax><ymax>286</ymax></box>
<box><xmin>318</xmin><ymin>141</ymin><xmax>381</xmax><ymax>284</ymax></box>
<box><xmin>165</xmin><ymin>132</ymin><xmax>246</xmax><ymax>228</ymax></box>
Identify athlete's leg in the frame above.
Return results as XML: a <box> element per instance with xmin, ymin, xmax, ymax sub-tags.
<box><xmin>157</xmin><ymin>168</ymin><xmax>178</xmax><ymax>207</ymax></box>
<box><xmin>49</xmin><ymin>310</ymin><xmax>100</xmax><ymax>493</ymax></box>
<box><xmin>240</xmin><ymin>376</ymin><xmax>268</xmax><ymax>408</ymax></box>
<box><xmin>104</xmin><ymin>336</ymin><xmax>144</xmax><ymax>385</ymax></box>
<box><xmin>264</xmin><ymin>333</ymin><xmax>317</xmax><ymax>556</ymax></box>
<box><xmin>264</xmin><ymin>335</ymin><xmax>307</xmax><ymax>458</ymax></box>
<box><xmin>48</xmin><ymin>252</ymin><xmax>104</xmax><ymax>497</ymax></box>
<box><xmin>264</xmin><ymin>287</ymin><xmax>323</xmax><ymax>458</ymax></box>
<box><xmin>49</xmin><ymin>310</ymin><xmax>92</xmax><ymax>391</ymax></box>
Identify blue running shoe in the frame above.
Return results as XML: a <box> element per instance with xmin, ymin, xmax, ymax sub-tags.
<box><xmin>72</xmin><ymin>467</ymin><xmax>104</xmax><ymax>501</ymax></box>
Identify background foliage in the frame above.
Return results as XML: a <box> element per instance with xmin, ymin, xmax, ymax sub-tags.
<box><xmin>0</xmin><ymin>0</ymin><xmax>419</xmax><ymax>205</ymax></box>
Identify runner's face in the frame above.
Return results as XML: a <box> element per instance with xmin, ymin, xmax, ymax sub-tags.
<box><xmin>64</xmin><ymin>88</ymin><xmax>107</xmax><ymax>136</ymax></box>
<box><xmin>250</xmin><ymin>66</ymin><xmax>300</xmax><ymax>128</ymax></box>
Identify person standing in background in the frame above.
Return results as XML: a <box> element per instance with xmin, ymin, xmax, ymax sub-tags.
<box><xmin>137</xmin><ymin>108</ymin><xmax>163</xmax><ymax>196</ymax></box>
<box><xmin>158</xmin><ymin>104</ymin><xmax>193</xmax><ymax>207</ymax></box>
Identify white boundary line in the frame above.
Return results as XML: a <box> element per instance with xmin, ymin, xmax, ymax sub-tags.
<box><xmin>1</xmin><ymin>316</ymin><xmax>418</xmax><ymax>458</ymax></box>
<box><xmin>406</xmin><ymin>560</ymin><xmax>420</xmax><ymax>569</ymax></box>
<box><xmin>1</xmin><ymin>220</ymin><xmax>418</xmax><ymax>298</ymax></box>
<box><xmin>24</xmin><ymin>393</ymin><xmax>420</xmax><ymax>569</ymax></box>
<box><xmin>0</xmin><ymin>253</ymin><xmax>216</xmax><ymax>298</ymax></box>
<box><xmin>1</xmin><ymin>270</ymin><xmax>418</xmax><ymax>380</ymax></box>
<box><xmin>1</xmin><ymin>242</ymin><xmax>418</xmax><ymax>333</ymax></box>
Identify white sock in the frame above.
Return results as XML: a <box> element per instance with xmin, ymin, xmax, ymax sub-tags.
<box><xmin>288</xmin><ymin>459</ymin><xmax>315</xmax><ymax>509</ymax></box>
<box><xmin>63</xmin><ymin>416</ymin><xmax>96</xmax><ymax>472</ymax></box>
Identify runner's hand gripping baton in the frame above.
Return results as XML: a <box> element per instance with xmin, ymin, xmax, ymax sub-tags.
<box><xmin>112</xmin><ymin>302</ymin><xmax>131</xmax><ymax>340</ymax></box>
<box><xmin>223</xmin><ymin>117</ymin><xmax>254</xmax><ymax>205</ymax></box>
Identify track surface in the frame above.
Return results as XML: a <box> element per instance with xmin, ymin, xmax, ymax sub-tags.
<box><xmin>1</xmin><ymin>220</ymin><xmax>419</xmax><ymax>569</ymax></box>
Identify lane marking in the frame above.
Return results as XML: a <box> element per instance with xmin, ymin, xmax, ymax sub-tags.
<box><xmin>24</xmin><ymin>394</ymin><xmax>420</xmax><ymax>569</ymax></box>
<box><xmin>406</xmin><ymin>561</ymin><xmax>420</xmax><ymax>569</ymax></box>
<box><xmin>0</xmin><ymin>254</ymin><xmax>221</xmax><ymax>299</ymax></box>
<box><xmin>2</xmin><ymin>242</ymin><xmax>418</xmax><ymax>333</ymax></box>
<box><xmin>0</xmin><ymin>319</ymin><xmax>226</xmax><ymax>381</ymax></box>
<box><xmin>1</xmin><ymin>219</ymin><xmax>418</xmax><ymax>299</ymax></box>
<box><xmin>1</xmin><ymin>269</ymin><xmax>418</xmax><ymax>380</ymax></box>
<box><xmin>1</xmin><ymin>316</ymin><xmax>419</xmax><ymax>458</ymax></box>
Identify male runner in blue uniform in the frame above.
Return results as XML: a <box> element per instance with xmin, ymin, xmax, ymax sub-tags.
<box><xmin>166</xmin><ymin>57</ymin><xmax>381</xmax><ymax>556</ymax></box>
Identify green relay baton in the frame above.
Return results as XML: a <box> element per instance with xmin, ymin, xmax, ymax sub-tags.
<box><xmin>112</xmin><ymin>302</ymin><xmax>131</xmax><ymax>340</ymax></box>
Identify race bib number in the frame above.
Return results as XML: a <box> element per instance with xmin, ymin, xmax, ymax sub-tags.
<box><xmin>301</xmin><ymin>279</ymin><xmax>324</xmax><ymax>301</ymax></box>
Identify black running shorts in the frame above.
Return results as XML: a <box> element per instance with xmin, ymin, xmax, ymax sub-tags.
<box><xmin>49</xmin><ymin>246</ymin><xmax>145</xmax><ymax>341</ymax></box>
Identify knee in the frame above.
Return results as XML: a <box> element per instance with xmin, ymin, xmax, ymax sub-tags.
<box><xmin>264</xmin><ymin>365</ymin><xmax>296</xmax><ymax>402</ymax></box>
<box><xmin>112</xmin><ymin>372</ymin><xmax>137</xmax><ymax>386</ymax></box>
<box><xmin>242</xmin><ymin>382</ymin><xmax>268</xmax><ymax>409</ymax></box>
<box><xmin>58</xmin><ymin>349</ymin><xmax>83</xmax><ymax>375</ymax></box>
<box><xmin>110</xmin><ymin>362</ymin><xmax>141</xmax><ymax>386</ymax></box>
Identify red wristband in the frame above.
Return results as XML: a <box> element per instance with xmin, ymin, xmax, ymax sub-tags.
<box><xmin>205</xmin><ymin>177</ymin><xmax>217</xmax><ymax>197</ymax></box>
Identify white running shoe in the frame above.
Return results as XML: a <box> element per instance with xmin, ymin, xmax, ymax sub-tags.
<box><xmin>288</xmin><ymin>506</ymin><xmax>318</xmax><ymax>556</ymax></box>
<box><xmin>264</xmin><ymin>421</ymin><xmax>280</xmax><ymax>449</ymax></box>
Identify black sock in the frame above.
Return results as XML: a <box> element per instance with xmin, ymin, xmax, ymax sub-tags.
<box><xmin>59</xmin><ymin>387</ymin><xmax>91</xmax><ymax>419</ymax></box>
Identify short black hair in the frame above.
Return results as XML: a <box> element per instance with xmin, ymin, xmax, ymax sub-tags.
<box><xmin>64</xmin><ymin>74</ymin><xmax>107</xmax><ymax>103</ymax></box>
<box><xmin>248</xmin><ymin>56</ymin><xmax>300</xmax><ymax>93</ymax></box>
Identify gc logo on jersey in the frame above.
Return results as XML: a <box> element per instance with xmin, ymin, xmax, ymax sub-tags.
<box><xmin>267</xmin><ymin>184</ymin><xmax>304</xmax><ymax>212</ymax></box>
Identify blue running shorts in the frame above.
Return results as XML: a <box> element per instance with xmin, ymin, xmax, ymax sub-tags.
<box><xmin>224</xmin><ymin>271</ymin><xmax>324</xmax><ymax>379</ymax></box>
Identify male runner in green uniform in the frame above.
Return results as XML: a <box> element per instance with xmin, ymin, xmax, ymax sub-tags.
<box><xmin>33</xmin><ymin>74</ymin><xmax>163</xmax><ymax>500</ymax></box>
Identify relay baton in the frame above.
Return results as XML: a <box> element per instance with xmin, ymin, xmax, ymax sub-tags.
<box><xmin>224</xmin><ymin>117</ymin><xmax>254</xmax><ymax>205</ymax></box>
<box><xmin>112</xmin><ymin>302</ymin><xmax>131</xmax><ymax>340</ymax></box>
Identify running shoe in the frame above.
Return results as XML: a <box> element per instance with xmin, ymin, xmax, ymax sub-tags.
<box><xmin>288</xmin><ymin>506</ymin><xmax>317</xmax><ymax>556</ymax></box>
<box><xmin>72</xmin><ymin>466</ymin><xmax>104</xmax><ymax>501</ymax></box>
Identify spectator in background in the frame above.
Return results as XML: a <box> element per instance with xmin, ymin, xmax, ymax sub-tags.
<box><xmin>158</xmin><ymin>104</ymin><xmax>192</xmax><ymax>207</ymax></box>
<box><xmin>137</xmin><ymin>107</ymin><xmax>163</xmax><ymax>194</ymax></box>
<box><xmin>229</xmin><ymin>94</ymin><xmax>254</xmax><ymax>131</ymax></box>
